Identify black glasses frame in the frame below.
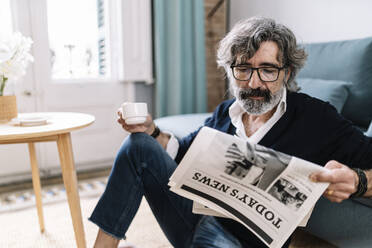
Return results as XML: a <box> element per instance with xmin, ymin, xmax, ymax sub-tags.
<box><xmin>230</xmin><ymin>65</ymin><xmax>285</xmax><ymax>82</ymax></box>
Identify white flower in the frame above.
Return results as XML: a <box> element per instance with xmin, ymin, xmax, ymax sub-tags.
<box><xmin>0</xmin><ymin>32</ymin><xmax>34</xmax><ymax>80</ymax></box>
<box><xmin>0</xmin><ymin>43</ymin><xmax>13</xmax><ymax>63</ymax></box>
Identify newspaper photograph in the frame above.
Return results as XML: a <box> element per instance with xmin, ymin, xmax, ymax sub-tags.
<box><xmin>169</xmin><ymin>127</ymin><xmax>329</xmax><ymax>248</ymax></box>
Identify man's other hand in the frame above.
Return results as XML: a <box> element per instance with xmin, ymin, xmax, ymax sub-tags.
<box><xmin>309</xmin><ymin>160</ymin><xmax>358</xmax><ymax>203</ymax></box>
<box><xmin>117</xmin><ymin>109</ymin><xmax>155</xmax><ymax>135</ymax></box>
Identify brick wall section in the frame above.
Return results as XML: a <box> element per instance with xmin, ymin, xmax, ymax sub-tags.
<box><xmin>204</xmin><ymin>0</ymin><xmax>228</xmax><ymax>112</ymax></box>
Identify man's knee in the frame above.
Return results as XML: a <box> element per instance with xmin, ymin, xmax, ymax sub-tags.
<box><xmin>115</xmin><ymin>132</ymin><xmax>164</xmax><ymax>169</ymax></box>
<box><xmin>124</xmin><ymin>132</ymin><xmax>162</xmax><ymax>154</ymax></box>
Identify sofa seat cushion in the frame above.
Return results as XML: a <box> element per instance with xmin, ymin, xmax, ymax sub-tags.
<box><xmin>155</xmin><ymin>113</ymin><xmax>212</xmax><ymax>138</ymax></box>
<box><xmin>306</xmin><ymin>197</ymin><xmax>372</xmax><ymax>248</ymax></box>
<box><xmin>297</xmin><ymin>78</ymin><xmax>350</xmax><ymax>113</ymax></box>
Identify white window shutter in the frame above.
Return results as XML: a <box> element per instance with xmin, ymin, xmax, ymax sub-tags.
<box><xmin>121</xmin><ymin>0</ymin><xmax>153</xmax><ymax>84</ymax></box>
<box><xmin>97</xmin><ymin>0</ymin><xmax>106</xmax><ymax>76</ymax></box>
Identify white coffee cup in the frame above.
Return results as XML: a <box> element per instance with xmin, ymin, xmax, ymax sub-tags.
<box><xmin>121</xmin><ymin>102</ymin><xmax>148</xmax><ymax>125</ymax></box>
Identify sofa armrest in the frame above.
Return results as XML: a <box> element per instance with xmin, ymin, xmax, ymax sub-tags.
<box><xmin>353</xmin><ymin>197</ymin><xmax>372</xmax><ymax>208</ymax></box>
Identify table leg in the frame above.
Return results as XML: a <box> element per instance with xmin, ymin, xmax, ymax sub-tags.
<box><xmin>57</xmin><ymin>133</ymin><xmax>86</xmax><ymax>248</ymax></box>
<box><xmin>28</xmin><ymin>142</ymin><xmax>45</xmax><ymax>233</ymax></box>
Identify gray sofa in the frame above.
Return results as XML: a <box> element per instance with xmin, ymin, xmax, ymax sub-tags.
<box><xmin>155</xmin><ymin>37</ymin><xmax>372</xmax><ymax>247</ymax></box>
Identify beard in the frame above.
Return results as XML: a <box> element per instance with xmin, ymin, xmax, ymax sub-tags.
<box><xmin>232</xmin><ymin>83</ymin><xmax>284</xmax><ymax>115</ymax></box>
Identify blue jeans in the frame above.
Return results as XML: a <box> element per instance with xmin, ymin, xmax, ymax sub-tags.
<box><xmin>89</xmin><ymin>133</ymin><xmax>246</xmax><ymax>247</ymax></box>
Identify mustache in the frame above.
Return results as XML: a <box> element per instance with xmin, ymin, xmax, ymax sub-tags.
<box><xmin>238</xmin><ymin>88</ymin><xmax>271</xmax><ymax>101</ymax></box>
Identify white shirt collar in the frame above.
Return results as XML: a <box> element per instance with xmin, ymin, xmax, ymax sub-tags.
<box><xmin>229</xmin><ymin>88</ymin><xmax>287</xmax><ymax>144</ymax></box>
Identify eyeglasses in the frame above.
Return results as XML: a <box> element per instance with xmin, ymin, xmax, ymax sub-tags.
<box><xmin>230</xmin><ymin>65</ymin><xmax>285</xmax><ymax>82</ymax></box>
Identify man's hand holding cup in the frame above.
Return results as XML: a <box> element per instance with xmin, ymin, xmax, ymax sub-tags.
<box><xmin>118</xmin><ymin>102</ymin><xmax>155</xmax><ymax>135</ymax></box>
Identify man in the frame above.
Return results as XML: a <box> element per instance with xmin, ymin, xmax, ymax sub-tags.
<box><xmin>90</xmin><ymin>17</ymin><xmax>372</xmax><ymax>248</ymax></box>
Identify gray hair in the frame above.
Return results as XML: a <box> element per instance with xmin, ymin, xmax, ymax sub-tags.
<box><xmin>217</xmin><ymin>17</ymin><xmax>307</xmax><ymax>91</ymax></box>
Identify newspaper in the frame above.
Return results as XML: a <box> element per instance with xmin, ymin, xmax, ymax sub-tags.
<box><xmin>169</xmin><ymin>127</ymin><xmax>329</xmax><ymax>248</ymax></box>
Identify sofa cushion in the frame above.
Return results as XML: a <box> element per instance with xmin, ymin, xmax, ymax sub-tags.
<box><xmin>298</xmin><ymin>37</ymin><xmax>372</xmax><ymax>128</ymax></box>
<box><xmin>155</xmin><ymin>113</ymin><xmax>212</xmax><ymax>138</ymax></box>
<box><xmin>297</xmin><ymin>78</ymin><xmax>350</xmax><ymax>113</ymax></box>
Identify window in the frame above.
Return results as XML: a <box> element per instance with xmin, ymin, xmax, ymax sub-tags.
<box><xmin>0</xmin><ymin>0</ymin><xmax>13</xmax><ymax>39</ymax></box>
<box><xmin>10</xmin><ymin>0</ymin><xmax>152</xmax><ymax>84</ymax></box>
<box><xmin>46</xmin><ymin>0</ymin><xmax>110</xmax><ymax>79</ymax></box>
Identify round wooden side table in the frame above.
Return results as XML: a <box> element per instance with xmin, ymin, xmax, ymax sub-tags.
<box><xmin>0</xmin><ymin>112</ymin><xmax>95</xmax><ymax>248</ymax></box>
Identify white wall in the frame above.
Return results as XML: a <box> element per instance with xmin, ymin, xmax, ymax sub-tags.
<box><xmin>230</xmin><ymin>0</ymin><xmax>372</xmax><ymax>43</ymax></box>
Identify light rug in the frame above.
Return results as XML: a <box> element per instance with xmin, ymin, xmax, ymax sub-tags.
<box><xmin>0</xmin><ymin>178</ymin><xmax>171</xmax><ymax>248</ymax></box>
